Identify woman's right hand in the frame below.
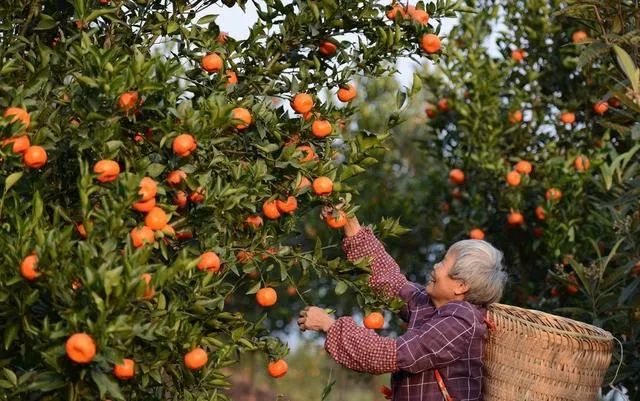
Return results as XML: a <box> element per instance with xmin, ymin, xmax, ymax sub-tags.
<box><xmin>320</xmin><ymin>204</ymin><xmax>361</xmax><ymax>237</ymax></box>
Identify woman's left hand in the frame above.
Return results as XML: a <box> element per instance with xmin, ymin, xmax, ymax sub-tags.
<box><xmin>298</xmin><ymin>306</ymin><xmax>335</xmax><ymax>333</ymax></box>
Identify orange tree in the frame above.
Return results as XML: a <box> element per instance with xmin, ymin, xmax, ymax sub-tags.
<box><xmin>0</xmin><ymin>0</ymin><xmax>467</xmax><ymax>399</ymax></box>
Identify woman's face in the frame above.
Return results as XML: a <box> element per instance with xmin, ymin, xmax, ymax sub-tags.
<box><xmin>426</xmin><ymin>251</ymin><xmax>467</xmax><ymax>307</ymax></box>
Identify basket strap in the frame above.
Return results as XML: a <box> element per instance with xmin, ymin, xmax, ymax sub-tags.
<box><xmin>484</xmin><ymin>315</ymin><xmax>497</xmax><ymax>332</ymax></box>
<box><xmin>434</xmin><ymin>369</ymin><xmax>454</xmax><ymax>401</ymax></box>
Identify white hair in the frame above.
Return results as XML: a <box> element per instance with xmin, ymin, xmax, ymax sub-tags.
<box><xmin>447</xmin><ymin>239</ymin><xmax>507</xmax><ymax>305</ymax></box>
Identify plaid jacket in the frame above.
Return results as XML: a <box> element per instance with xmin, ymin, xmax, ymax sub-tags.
<box><xmin>324</xmin><ymin>227</ymin><xmax>487</xmax><ymax>401</ymax></box>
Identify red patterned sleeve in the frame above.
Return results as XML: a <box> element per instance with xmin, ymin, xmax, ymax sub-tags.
<box><xmin>324</xmin><ymin>317</ymin><xmax>398</xmax><ymax>374</ymax></box>
<box><xmin>342</xmin><ymin>227</ymin><xmax>408</xmax><ymax>299</ymax></box>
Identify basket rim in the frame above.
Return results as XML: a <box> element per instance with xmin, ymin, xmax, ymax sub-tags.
<box><xmin>487</xmin><ymin>303</ymin><xmax>614</xmax><ymax>342</ymax></box>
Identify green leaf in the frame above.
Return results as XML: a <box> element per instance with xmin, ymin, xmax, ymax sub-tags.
<box><xmin>334</xmin><ymin>281</ymin><xmax>347</xmax><ymax>295</ymax></box>
<box><xmin>245</xmin><ymin>281</ymin><xmax>261</xmax><ymax>295</ymax></box>
<box><xmin>35</xmin><ymin>14</ymin><xmax>57</xmax><ymax>30</ymax></box>
<box><xmin>146</xmin><ymin>163</ymin><xmax>166</xmax><ymax>177</ymax></box>
<box><xmin>339</xmin><ymin>164</ymin><xmax>366</xmax><ymax>181</ymax></box>
<box><xmin>91</xmin><ymin>370</ymin><xmax>124</xmax><ymax>400</ymax></box>
<box><xmin>4</xmin><ymin>172</ymin><xmax>23</xmax><ymax>192</ymax></box>
<box><xmin>613</xmin><ymin>45</ymin><xmax>640</xmax><ymax>93</ymax></box>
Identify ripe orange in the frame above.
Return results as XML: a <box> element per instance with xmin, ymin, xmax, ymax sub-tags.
<box><xmin>268</xmin><ymin>359</ymin><xmax>288</xmax><ymax>378</ymax></box>
<box><xmin>571</xmin><ymin>30</ymin><xmax>588</xmax><ymax>44</ymax></box>
<box><xmin>262</xmin><ymin>200</ymin><xmax>281</xmax><ymax>220</ymax></box>
<box><xmin>363</xmin><ymin>312</ymin><xmax>384</xmax><ymax>329</ymax></box>
<box><xmin>93</xmin><ymin>160</ymin><xmax>120</xmax><ymax>183</ymax></box>
<box><xmin>295</xmin><ymin>176</ymin><xmax>312</xmax><ymax>192</ymax></box>
<box><xmin>189</xmin><ymin>187</ymin><xmax>205</xmax><ymax>203</ymax></box>
<box><xmin>437</xmin><ymin>98</ymin><xmax>449</xmax><ymax>111</ymax></box>
<box><xmin>23</xmin><ymin>145</ymin><xmax>47</xmax><ymax>168</ymax></box>
<box><xmin>535</xmin><ymin>205</ymin><xmax>546</xmax><ymax>221</ymax></box>
<box><xmin>138</xmin><ymin>177</ymin><xmax>158</xmax><ymax>201</ymax></box>
<box><xmin>216</xmin><ymin>31</ymin><xmax>228</xmax><ymax>44</ymax></box>
<box><xmin>507</xmin><ymin>211</ymin><xmax>524</xmax><ymax>226</ymax></box>
<box><xmin>231</xmin><ymin>107</ymin><xmax>252</xmax><ymax>129</ymax></box>
<box><xmin>166</xmin><ymin>170</ymin><xmax>187</xmax><ymax>186</ymax></box>
<box><xmin>386</xmin><ymin>4</ymin><xmax>407</xmax><ymax>20</ymax></box>
<box><xmin>312</xmin><ymin>176</ymin><xmax>333</xmax><ymax>195</ymax></box>
<box><xmin>245</xmin><ymin>215</ymin><xmax>263</xmax><ymax>229</ymax></box>
<box><xmin>76</xmin><ymin>223</ymin><xmax>87</xmax><ymax>239</ymax></box>
<box><xmin>337</xmin><ymin>84</ymin><xmax>357</xmax><ymax>102</ymax></box>
<box><xmin>197</xmin><ymin>251</ymin><xmax>221</xmax><ymax>272</ymax></box>
<box><xmin>514</xmin><ymin>160</ymin><xmax>532</xmax><ymax>175</ymax></box>
<box><xmin>560</xmin><ymin>112</ymin><xmax>575</xmax><ymax>124</ymax></box>
<box><xmin>286</xmin><ymin>285</ymin><xmax>297</xmax><ymax>296</ymax></box>
<box><xmin>545</xmin><ymin>187</ymin><xmax>562</xmax><ymax>202</ymax></box>
<box><xmin>173</xmin><ymin>133</ymin><xmax>197</xmax><ymax>157</ymax></box>
<box><xmin>184</xmin><ymin>347</ymin><xmax>208</xmax><ymax>370</ymax></box>
<box><xmin>574</xmin><ymin>155</ymin><xmax>590</xmax><ymax>172</ymax></box>
<box><xmin>118</xmin><ymin>91</ymin><xmax>139</xmax><ymax>112</ymax></box>
<box><xmin>3</xmin><ymin>106</ymin><xmax>30</xmax><ymax>130</ymax></box>
<box><xmin>425</xmin><ymin>106</ymin><xmax>437</xmax><ymax>118</ymax></box>
<box><xmin>141</xmin><ymin>273</ymin><xmax>154</xmax><ymax>299</ymax></box>
<box><xmin>311</xmin><ymin>119</ymin><xmax>332</xmax><ymax>138</ymax></box>
<box><xmin>420</xmin><ymin>34</ymin><xmax>441</xmax><ymax>54</ymax></box>
<box><xmin>296</xmin><ymin>145</ymin><xmax>316</xmax><ymax>162</ymax></box>
<box><xmin>201</xmin><ymin>53</ymin><xmax>223</xmax><ymax>73</ymax></box>
<box><xmin>325</xmin><ymin>210</ymin><xmax>347</xmax><ymax>229</ymax></box>
<box><xmin>236</xmin><ymin>250</ymin><xmax>254</xmax><ymax>264</ymax></box>
<box><xmin>2</xmin><ymin>135</ymin><xmax>30</xmax><ymax>153</ymax></box>
<box><xmin>113</xmin><ymin>358</ymin><xmax>135</xmax><ymax>380</ymax></box>
<box><xmin>20</xmin><ymin>254</ymin><xmax>39</xmax><ymax>281</ymax></box>
<box><xmin>66</xmin><ymin>333</ymin><xmax>97</xmax><ymax>364</ymax></box>
<box><xmin>532</xmin><ymin>227</ymin><xmax>544</xmax><ymax>238</ymax></box>
<box><xmin>508</xmin><ymin>110</ymin><xmax>523</xmax><ymax>124</ymax></box>
<box><xmin>608</xmin><ymin>96</ymin><xmax>621</xmax><ymax>107</ymax></box>
<box><xmin>256</xmin><ymin>287</ymin><xmax>277</xmax><ymax>307</ymax></box>
<box><xmin>409</xmin><ymin>8</ymin><xmax>429</xmax><ymax>24</ymax></box>
<box><xmin>291</xmin><ymin>93</ymin><xmax>314</xmax><ymax>114</ymax></box>
<box><xmin>225</xmin><ymin>70</ymin><xmax>238</xmax><ymax>85</ymax></box>
<box><xmin>145</xmin><ymin>207</ymin><xmax>169</xmax><ymax>230</ymax></box>
<box><xmin>130</xmin><ymin>226</ymin><xmax>155</xmax><ymax>248</ymax></box>
<box><xmin>318</xmin><ymin>40</ymin><xmax>338</xmax><ymax>57</ymax></box>
<box><xmin>173</xmin><ymin>191</ymin><xmax>188</xmax><ymax>208</ymax></box>
<box><xmin>511</xmin><ymin>49</ymin><xmax>526</xmax><ymax>62</ymax></box>
<box><xmin>276</xmin><ymin>196</ymin><xmax>298</xmax><ymax>214</ymax></box>
<box><xmin>506</xmin><ymin>170</ymin><xmax>521</xmax><ymax>187</ymax></box>
<box><xmin>132</xmin><ymin>197</ymin><xmax>156</xmax><ymax>213</ymax></box>
<box><xmin>469</xmin><ymin>228</ymin><xmax>485</xmax><ymax>240</ymax></box>
<box><xmin>448</xmin><ymin>168</ymin><xmax>464</xmax><ymax>185</ymax></box>
<box><xmin>593</xmin><ymin>101</ymin><xmax>608</xmax><ymax>115</ymax></box>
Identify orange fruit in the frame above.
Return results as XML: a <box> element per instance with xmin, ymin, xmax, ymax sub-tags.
<box><xmin>141</xmin><ymin>273</ymin><xmax>154</xmax><ymax>299</ymax></box>
<box><xmin>448</xmin><ymin>168</ymin><xmax>464</xmax><ymax>185</ymax></box>
<box><xmin>508</xmin><ymin>110</ymin><xmax>523</xmax><ymax>124</ymax></box>
<box><xmin>296</xmin><ymin>145</ymin><xmax>316</xmax><ymax>162</ymax></box>
<box><xmin>420</xmin><ymin>34</ymin><xmax>441</xmax><ymax>54</ymax></box>
<box><xmin>3</xmin><ymin>106</ymin><xmax>30</xmax><ymax>130</ymax></box>
<box><xmin>593</xmin><ymin>101</ymin><xmax>608</xmax><ymax>115</ymax></box>
<box><xmin>311</xmin><ymin>119</ymin><xmax>332</xmax><ymax>138</ymax></box>
<box><xmin>363</xmin><ymin>312</ymin><xmax>384</xmax><ymax>329</ymax></box>
<box><xmin>574</xmin><ymin>155</ymin><xmax>590</xmax><ymax>172</ymax></box>
<box><xmin>296</xmin><ymin>176</ymin><xmax>312</xmax><ymax>191</ymax></box>
<box><xmin>560</xmin><ymin>112</ymin><xmax>575</xmax><ymax>124</ymax></box>
<box><xmin>437</xmin><ymin>98</ymin><xmax>449</xmax><ymax>111</ymax></box>
<box><xmin>23</xmin><ymin>145</ymin><xmax>47</xmax><ymax>168</ymax></box>
<box><xmin>312</xmin><ymin>176</ymin><xmax>333</xmax><ymax>195</ymax></box>
<box><xmin>571</xmin><ymin>30</ymin><xmax>588</xmax><ymax>44</ymax></box>
<box><xmin>506</xmin><ymin>170</ymin><xmax>521</xmax><ymax>186</ymax></box>
<box><xmin>166</xmin><ymin>170</ymin><xmax>187</xmax><ymax>186</ymax></box>
<box><xmin>534</xmin><ymin>205</ymin><xmax>546</xmax><ymax>221</ymax></box>
<box><xmin>113</xmin><ymin>358</ymin><xmax>135</xmax><ymax>380</ymax></box>
<box><xmin>267</xmin><ymin>359</ymin><xmax>288</xmax><ymax>378</ymax></box>
<box><xmin>225</xmin><ymin>70</ymin><xmax>238</xmax><ymax>85</ymax></box>
<box><xmin>507</xmin><ymin>211</ymin><xmax>524</xmax><ymax>226</ymax></box>
<box><xmin>217</xmin><ymin>31</ymin><xmax>228</xmax><ymax>43</ymax></box>
<box><xmin>231</xmin><ymin>107</ymin><xmax>252</xmax><ymax>129</ymax></box>
<box><xmin>469</xmin><ymin>228</ymin><xmax>485</xmax><ymax>240</ymax></box>
<box><xmin>262</xmin><ymin>200</ymin><xmax>281</xmax><ymax>220</ymax></box>
<box><xmin>173</xmin><ymin>133</ymin><xmax>197</xmax><ymax>157</ymax></box>
<box><xmin>190</xmin><ymin>187</ymin><xmax>206</xmax><ymax>203</ymax></box>
<box><xmin>291</xmin><ymin>93</ymin><xmax>314</xmax><ymax>114</ymax></box>
<box><xmin>138</xmin><ymin>177</ymin><xmax>158</xmax><ymax>201</ymax></box>
<box><xmin>514</xmin><ymin>160</ymin><xmax>532</xmax><ymax>175</ymax></box>
<box><xmin>236</xmin><ymin>250</ymin><xmax>254</xmax><ymax>264</ymax></box>
<box><xmin>545</xmin><ymin>187</ymin><xmax>562</xmax><ymax>202</ymax></box>
<box><xmin>118</xmin><ymin>91</ymin><xmax>138</xmax><ymax>112</ymax></box>
<box><xmin>318</xmin><ymin>40</ymin><xmax>338</xmax><ymax>57</ymax></box>
<box><xmin>380</xmin><ymin>385</ymin><xmax>393</xmax><ymax>398</ymax></box>
<box><xmin>511</xmin><ymin>49</ymin><xmax>526</xmax><ymax>62</ymax></box>
<box><xmin>66</xmin><ymin>333</ymin><xmax>97</xmax><ymax>364</ymax></box>
<box><xmin>145</xmin><ymin>207</ymin><xmax>169</xmax><ymax>230</ymax></box>
<box><xmin>132</xmin><ymin>197</ymin><xmax>156</xmax><ymax>213</ymax></box>
<box><xmin>173</xmin><ymin>191</ymin><xmax>188</xmax><ymax>208</ymax></box>
<box><xmin>245</xmin><ymin>215</ymin><xmax>263</xmax><ymax>229</ymax></box>
<box><xmin>608</xmin><ymin>97</ymin><xmax>621</xmax><ymax>107</ymax></box>
<box><xmin>93</xmin><ymin>160</ymin><xmax>120</xmax><ymax>182</ymax></box>
<box><xmin>130</xmin><ymin>226</ymin><xmax>155</xmax><ymax>248</ymax></box>
<box><xmin>533</xmin><ymin>227</ymin><xmax>544</xmax><ymax>238</ymax></box>
<box><xmin>2</xmin><ymin>135</ymin><xmax>30</xmax><ymax>153</ymax></box>
<box><xmin>76</xmin><ymin>223</ymin><xmax>87</xmax><ymax>239</ymax></box>
<box><xmin>201</xmin><ymin>53</ymin><xmax>223</xmax><ymax>73</ymax></box>
<box><xmin>386</xmin><ymin>4</ymin><xmax>407</xmax><ymax>20</ymax></box>
<box><xmin>325</xmin><ymin>210</ymin><xmax>347</xmax><ymax>229</ymax></box>
<box><xmin>409</xmin><ymin>8</ymin><xmax>429</xmax><ymax>24</ymax></box>
<box><xmin>286</xmin><ymin>285</ymin><xmax>297</xmax><ymax>296</ymax></box>
<box><xmin>184</xmin><ymin>347</ymin><xmax>208</xmax><ymax>370</ymax></box>
<box><xmin>337</xmin><ymin>84</ymin><xmax>357</xmax><ymax>102</ymax></box>
<box><xmin>20</xmin><ymin>254</ymin><xmax>39</xmax><ymax>281</ymax></box>
<box><xmin>276</xmin><ymin>196</ymin><xmax>298</xmax><ymax>214</ymax></box>
<box><xmin>197</xmin><ymin>251</ymin><xmax>221</xmax><ymax>272</ymax></box>
<box><xmin>256</xmin><ymin>287</ymin><xmax>277</xmax><ymax>307</ymax></box>
<box><xmin>425</xmin><ymin>106</ymin><xmax>437</xmax><ymax>118</ymax></box>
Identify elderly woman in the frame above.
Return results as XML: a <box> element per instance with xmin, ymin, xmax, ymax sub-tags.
<box><xmin>298</xmin><ymin>215</ymin><xmax>507</xmax><ymax>401</ymax></box>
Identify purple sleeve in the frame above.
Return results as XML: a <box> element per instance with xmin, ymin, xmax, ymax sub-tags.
<box><xmin>342</xmin><ymin>227</ymin><xmax>408</xmax><ymax>299</ymax></box>
<box><xmin>324</xmin><ymin>317</ymin><xmax>398</xmax><ymax>375</ymax></box>
<box><xmin>395</xmin><ymin>303</ymin><xmax>477</xmax><ymax>374</ymax></box>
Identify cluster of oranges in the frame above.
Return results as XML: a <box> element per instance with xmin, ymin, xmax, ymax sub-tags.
<box><xmin>386</xmin><ymin>3</ymin><xmax>441</xmax><ymax>54</ymax></box>
<box><xmin>2</xmin><ymin>107</ymin><xmax>48</xmax><ymax>169</ymax></box>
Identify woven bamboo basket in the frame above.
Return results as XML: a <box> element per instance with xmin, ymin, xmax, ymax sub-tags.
<box><xmin>483</xmin><ymin>303</ymin><xmax>614</xmax><ymax>401</ymax></box>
